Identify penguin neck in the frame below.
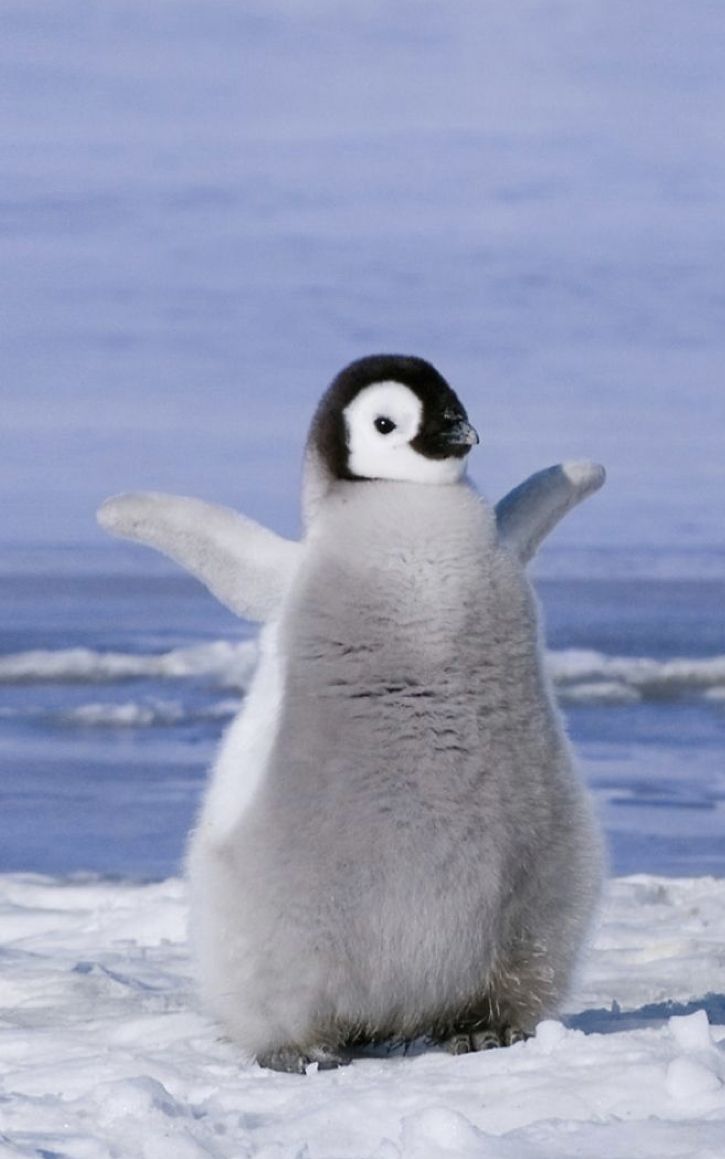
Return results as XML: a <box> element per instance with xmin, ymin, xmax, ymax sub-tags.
<box><xmin>305</xmin><ymin>475</ymin><xmax>495</xmax><ymax>563</ymax></box>
<box><xmin>300</xmin><ymin>446</ymin><xmax>332</xmax><ymax>530</ymax></box>
<box><xmin>301</xmin><ymin>447</ymin><xmax>483</xmax><ymax>539</ymax></box>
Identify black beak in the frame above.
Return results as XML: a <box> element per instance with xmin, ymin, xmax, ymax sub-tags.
<box><xmin>442</xmin><ymin>417</ymin><xmax>480</xmax><ymax>449</ymax></box>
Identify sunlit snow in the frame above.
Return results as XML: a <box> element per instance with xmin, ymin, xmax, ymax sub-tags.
<box><xmin>2</xmin><ymin>874</ymin><xmax>724</xmax><ymax>1158</ymax></box>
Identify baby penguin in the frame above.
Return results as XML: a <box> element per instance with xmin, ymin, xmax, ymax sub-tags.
<box><xmin>100</xmin><ymin>354</ymin><xmax>605</xmax><ymax>1074</ymax></box>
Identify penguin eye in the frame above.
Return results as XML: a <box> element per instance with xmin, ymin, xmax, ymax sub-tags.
<box><xmin>374</xmin><ymin>416</ymin><xmax>397</xmax><ymax>435</ymax></box>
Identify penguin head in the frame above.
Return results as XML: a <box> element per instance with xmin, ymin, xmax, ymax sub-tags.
<box><xmin>307</xmin><ymin>355</ymin><xmax>479</xmax><ymax>490</ymax></box>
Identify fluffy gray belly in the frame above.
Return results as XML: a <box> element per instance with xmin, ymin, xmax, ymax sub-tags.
<box><xmin>236</xmin><ymin>551</ymin><xmax>570</xmax><ymax>1024</ymax></box>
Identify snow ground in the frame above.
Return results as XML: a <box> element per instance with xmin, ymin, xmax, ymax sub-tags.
<box><xmin>1</xmin><ymin>874</ymin><xmax>724</xmax><ymax>1158</ymax></box>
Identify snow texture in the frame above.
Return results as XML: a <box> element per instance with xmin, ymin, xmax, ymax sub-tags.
<box><xmin>1</xmin><ymin>874</ymin><xmax>724</xmax><ymax>1158</ymax></box>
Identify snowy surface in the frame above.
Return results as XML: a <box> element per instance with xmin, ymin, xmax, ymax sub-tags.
<box><xmin>1</xmin><ymin>874</ymin><xmax>725</xmax><ymax>1158</ymax></box>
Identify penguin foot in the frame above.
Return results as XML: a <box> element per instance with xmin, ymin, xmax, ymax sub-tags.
<box><xmin>444</xmin><ymin>1032</ymin><xmax>473</xmax><ymax>1055</ymax></box>
<box><xmin>472</xmin><ymin>1025</ymin><xmax>531</xmax><ymax>1050</ymax></box>
<box><xmin>501</xmin><ymin>1026</ymin><xmax>530</xmax><ymax>1047</ymax></box>
<box><xmin>471</xmin><ymin>1029</ymin><xmax>503</xmax><ymax>1051</ymax></box>
<box><xmin>256</xmin><ymin>1045</ymin><xmax>351</xmax><ymax>1074</ymax></box>
<box><xmin>442</xmin><ymin>1025</ymin><xmax>530</xmax><ymax>1055</ymax></box>
<box><xmin>257</xmin><ymin>1048</ymin><xmax>309</xmax><ymax>1074</ymax></box>
<box><xmin>312</xmin><ymin>1045</ymin><xmax>352</xmax><ymax>1071</ymax></box>
<box><xmin>473</xmin><ymin>1025</ymin><xmax>530</xmax><ymax>1050</ymax></box>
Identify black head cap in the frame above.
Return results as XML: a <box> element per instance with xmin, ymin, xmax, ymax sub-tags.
<box><xmin>307</xmin><ymin>354</ymin><xmax>477</xmax><ymax>481</ymax></box>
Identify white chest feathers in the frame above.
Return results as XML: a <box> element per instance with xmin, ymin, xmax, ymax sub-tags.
<box><xmin>197</xmin><ymin>622</ymin><xmax>285</xmax><ymax>846</ymax></box>
<box><xmin>197</xmin><ymin>482</ymin><xmax>496</xmax><ymax>846</ymax></box>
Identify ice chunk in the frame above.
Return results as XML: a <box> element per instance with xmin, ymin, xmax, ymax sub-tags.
<box><xmin>666</xmin><ymin>1056</ymin><xmax>722</xmax><ymax>1099</ymax></box>
<box><xmin>402</xmin><ymin>1107</ymin><xmax>484</xmax><ymax>1153</ymax></box>
<box><xmin>669</xmin><ymin>1010</ymin><xmax>714</xmax><ymax>1052</ymax></box>
<box><xmin>534</xmin><ymin>1020</ymin><xmax>568</xmax><ymax>1053</ymax></box>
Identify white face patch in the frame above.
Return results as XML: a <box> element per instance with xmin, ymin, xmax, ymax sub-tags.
<box><xmin>343</xmin><ymin>381</ymin><xmax>467</xmax><ymax>485</ymax></box>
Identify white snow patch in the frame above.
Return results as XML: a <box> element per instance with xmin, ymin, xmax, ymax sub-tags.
<box><xmin>1</xmin><ymin>874</ymin><xmax>724</xmax><ymax>1157</ymax></box>
<box><xmin>67</xmin><ymin>700</ymin><xmax>185</xmax><ymax>727</ymax></box>
<box><xmin>549</xmin><ymin>649</ymin><xmax>725</xmax><ymax>701</ymax></box>
<box><xmin>669</xmin><ymin>1009</ymin><xmax>714</xmax><ymax>1053</ymax></box>
<box><xmin>0</xmin><ymin>641</ymin><xmax>258</xmax><ymax>688</ymax></box>
<box><xmin>556</xmin><ymin>679</ymin><xmax>641</xmax><ymax>705</ymax></box>
<box><xmin>64</xmin><ymin>698</ymin><xmax>240</xmax><ymax>728</ymax></box>
<box><xmin>665</xmin><ymin>1055</ymin><xmax>722</xmax><ymax>1101</ymax></box>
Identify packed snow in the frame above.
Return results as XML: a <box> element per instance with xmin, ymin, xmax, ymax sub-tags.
<box><xmin>1</xmin><ymin>873</ymin><xmax>724</xmax><ymax>1158</ymax></box>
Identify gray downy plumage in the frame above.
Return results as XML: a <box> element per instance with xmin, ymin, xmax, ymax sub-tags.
<box><xmin>185</xmin><ymin>355</ymin><xmax>605</xmax><ymax>1073</ymax></box>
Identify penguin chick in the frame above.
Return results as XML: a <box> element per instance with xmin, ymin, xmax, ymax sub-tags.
<box><xmin>185</xmin><ymin>354</ymin><xmax>604</xmax><ymax>1074</ymax></box>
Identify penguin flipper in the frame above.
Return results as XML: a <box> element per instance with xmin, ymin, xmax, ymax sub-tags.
<box><xmin>97</xmin><ymin>492</ymin><xmax>301</xmax><ymax>622</ymax></box>
<box><xmin>495</xmin><ymin>462</ymin><xmax>606</xmax><ymax>564</ymax></box>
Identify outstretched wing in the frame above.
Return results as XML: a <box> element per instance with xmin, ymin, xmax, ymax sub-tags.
<box><xmin>98</xmin><ymin>464</ymin><xmax>605</xmax><ymax>623</ymax></box>
<box><xmin>97</xmin><ymin>492</ymin><xmax>301</xmax><ymax>622</ymax></box>
<box><xmin>495</xmin><ymin>462</ymin><xmax>606</xmax><ymax>564</ymax></box>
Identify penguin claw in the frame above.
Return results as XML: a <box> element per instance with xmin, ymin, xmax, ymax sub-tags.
<box><xmin>257</xmin><ymin>1048</ymin><xmax>309</xmax><ymax>1074</ymax></box>
<box><xmin>471</xmin><ymin>1026</ymin><xmax>529</xmax><ymax>1051</ymax></box>
<box><xmin>308</xmin><ymin>1044</ymin><xmax>351</xmax><ymax>1070</ymax></box>
<box><xmin>315</xmin><ymin>1052</ymin><xmax>351</xmax><ymax>1071</ymax></box>
<box><xmin>442</xmin><ymin>1025</ymin><xmax>530</xmax><ymax>1055</ymax></box>
<box><xmin>256</xmin><ymin>1046</ymin><xmax>350</xmax><ymax>1074</ymax></box>
<box><xmin>502</xmin><ymin>1026</ymin><xmax>530</xmax><ymax>1047</ymax></box>
<box><xmin>444</xmin><ymin>1033</ymin><xmax>473</xmax><ymax>1055</ymax></box>
<box><xmin>471</xmin><ymin>1029</ymin><xmax>502</xmax><ymax>1051</ymax></box>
